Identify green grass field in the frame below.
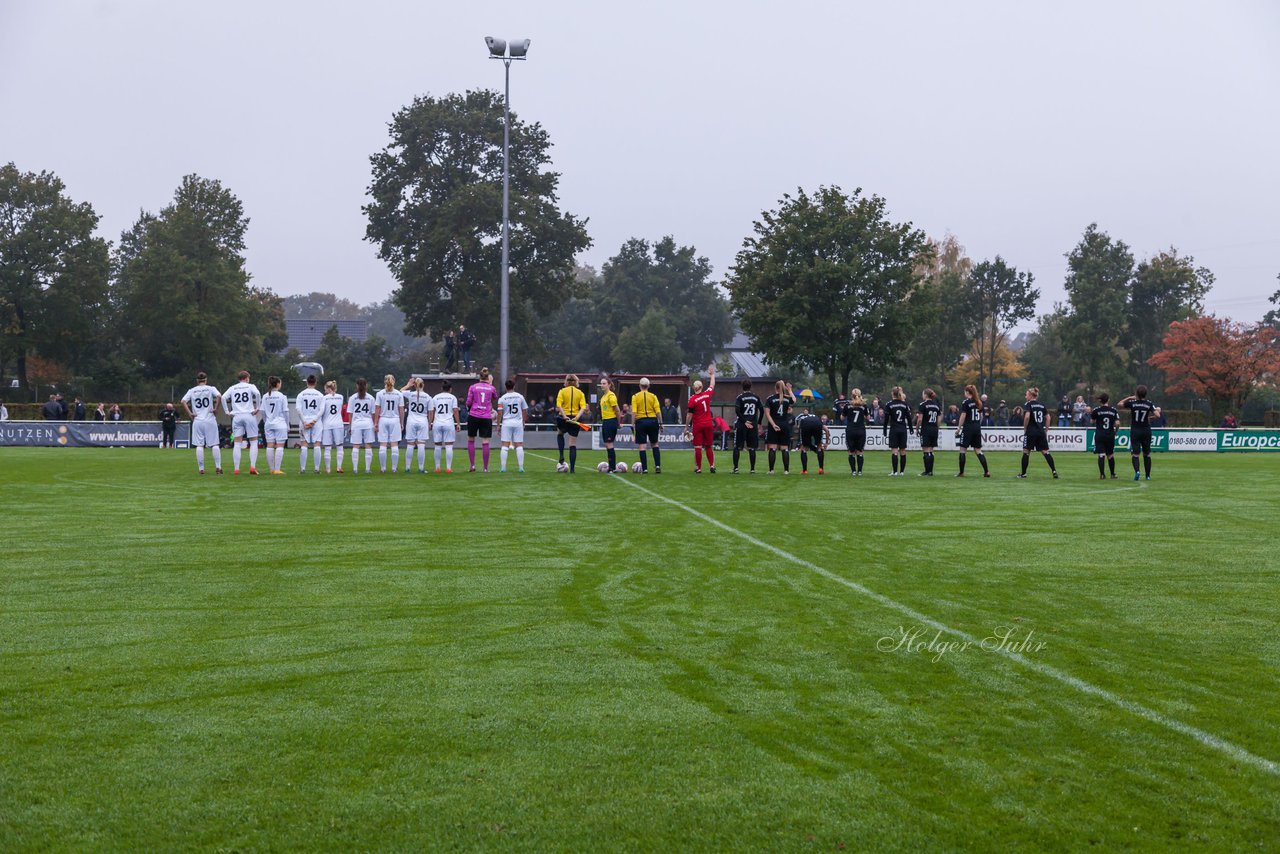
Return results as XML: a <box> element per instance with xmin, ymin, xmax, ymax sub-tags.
<box><xmin>2</xmin><ymin>446</ymin><xmax>1278</xmax><ymax>851</ymax></box>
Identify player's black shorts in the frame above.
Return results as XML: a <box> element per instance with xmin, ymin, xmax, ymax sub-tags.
<box><xmin>959</xmin><ymin>425</ymin><xmax>983</xmax><ymax>450</ymax></box>
<box><xmin>847</xmin><ymin>429</ymin><xmax>866</xmax><ymax>452</ymax></box>
<box><xmin>555</xmin><ymin>416</ymin><xmax>581</xmax><ymax>437</ymax></box>
<box><xmin>887</xmin><ymin>428</ymin><xmax>909</xmax><ymax>450</ymax></box>
<box><xmin>1095</xmin><ymin>434</ymin><xmax>1116</xmax><ymax>455</ymax></box>
<box><xmin>920</xmin><ymin>427</ymin><xmax>939</xmax><ymax>448</ymax></box>
<box><xmin>601</xmin><ymin>418</ymin><xmax>619</xmax><ymax>443</ymax></box>
<box><xmin>466</xmin><ymin>414</ymin><xmax>493</xmax><ymax>439</ymax></box>
<box><xmin>1130</xmin><ymin>428</ymin><xmax>1152</xmax><ymax>455</ymax></box>
<box><xmin>1023</xmin><ymin>432</ymin><xmax>1049</xmax><ymax>453</ymax></box>
<box><xmin>734</xmin><ymin>423</ymin><xmax>758</xmax><ymax>450</ymax></box>
<box><xmin>765</xmin><ymin>425</ymin><xmax>791</xmax><ymax>446</ymax></box>
<box><xmin>800</xmin><ymin>426</ymin><xmax>823</xmax><ymax>451</ymax></box>
<box><xmin>634</xmin><ymin>417</ymin><xmax>660</xmax><ymax>446</ymax></box>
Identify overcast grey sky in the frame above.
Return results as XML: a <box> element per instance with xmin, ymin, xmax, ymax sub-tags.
<box><xmin>3</xmin><ymin>1</ymin><xmax>1277</xmax><ymax>326</ymax></box>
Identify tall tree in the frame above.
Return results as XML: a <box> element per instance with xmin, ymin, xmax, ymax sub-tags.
<box><xmin>0</xmin><ymin>163</ymin><xmax>111</xmax><ymax>389</ymax></box>
<box><xmin>1148</xmin><ymin>316</ymin><xmax>1280</xmax><ymax>420</ymax></box>
<box><xmin>282</xmin><ymin>292</ymin><xmax>364</xmax><ymax>320</ymax></box>
<box><xmin>595</xmin><ymin>237</ymin><xmax>733</xmax><ymax>372</ymax></box>
<box><xmin>903</xmin><ymin>235</ymin><xmax>973</xmax><ymax>387</ymax></box>
<box><xmin>1127</xmin><ymin>249</ymin><xmax>1213</xmax><ymax>387</ymax></box>
<box><xmin>1262</xmin><ymin>274</ymin><xmax>1280</xmax><ymax>327</ymax></box>
<box><xmin>364</xmin><ymin>90</ymin><xmax>591</xmax><ymax>366</ymax></box>
<box><xmin>948</xmin><ymin>334</ymin><xmax>1027</xmax><ymax>388</ymax></box>
<box><xmin>963</xmin><ymin>256</ymin><xmax>1038</xmax><ymax>394</ymax></box>
<box><xmin>1019</xmin><ymin>307</ymin><xmax>1075</xmax><ymax>396</ymax></box>
<box><xmin>114</xmin><ymin>175</ymin><xmax>275</xmax><ymax>380</ymax></box>
<box><xmin>311</xmin><ymin>325</ymin><xmax>402</xmax><ymax>390</ymax></box>
<box><xmin>610</xmin><ymin>306</ymin><xmax>684</xmax><ymax>374</ymax></box>
<box><xmin>1062</xmin><ymin>223</ymin><xmax>1134</xmax><ymax>392</ymax></box>
<box><xmin>728</xmin><ymin>186</ymin><xmax>932</xmax><ymax>394</ymax></box>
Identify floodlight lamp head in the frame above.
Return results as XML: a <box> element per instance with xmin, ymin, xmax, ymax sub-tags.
<box><xmin>508</xmin><ymin>39</ymin><xmax>531</xmax><ymax>58</ymax></box>
<box><xmin>485</xmin><ymin>36</ymin><xmax>507</xmax><ymax>57</ymax></box>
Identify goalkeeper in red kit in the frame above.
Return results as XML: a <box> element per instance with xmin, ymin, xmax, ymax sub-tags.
<box><xmin>686</xmin><ymin>363</ymin><xmax>717</xmax><ymax>473</ymax></box>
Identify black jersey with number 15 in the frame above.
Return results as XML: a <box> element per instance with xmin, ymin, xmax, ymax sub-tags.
<box><xmin>960</xmin><ymin>398</ymin><xmax>981</xmax><ymax>429</ymax></box>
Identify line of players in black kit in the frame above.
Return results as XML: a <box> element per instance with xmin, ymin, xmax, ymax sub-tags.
<box><xmin>727</xmin><ymin>380</ymin><xmax>1161</xmax><ymax>481</ymax></box>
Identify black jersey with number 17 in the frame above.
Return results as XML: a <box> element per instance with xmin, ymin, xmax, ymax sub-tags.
<box><xmin>1125</xmin><ymin>399</ymin><xmax>1157</xmax><ymax>429</ymax></box>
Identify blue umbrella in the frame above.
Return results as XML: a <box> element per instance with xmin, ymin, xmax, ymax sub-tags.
<box><xmin>797</xmin><ymin>388</ymin><xmax>824</xmax><ymax>399</ymax></box>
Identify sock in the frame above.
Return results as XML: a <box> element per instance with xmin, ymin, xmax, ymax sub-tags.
<box><xmin>248</xmin><ymin>440</ymin><xmax>258</xmax><ymax>470</ymax></box>
<box><xmin>769</xmin><ymin>449</ymin><xmax>776</xmax><ymax>471</ymax></box>
<box><xmin>607</xmin><ymin>448</ymin><xmax>616</xmax><ymax>470</ymax></box>
<box><xmin>924</xmin><ymin>451</ymin><xmax>933</xmax><ymax>474</ymax></box>
<box><xmin>733</xmin><ymin>448</ymin><xmax>740</xmax><ymax>469</ymax></box>
<box><xmin>1132</xmin><ymin>454</ymin><xmax>1141</xmax><ymax>473</ymax></box>
<box><xmin>857</xmin><ymin>454</ymin><xmax>864</xmax><ymax>473</ymax></box>
<box><xmin>1045</xmin><ymin>453</ymin><xmax>1056</xmax><ymax>472</ymax></box>
<box><xmin>695</xmin><ymin>447</ymin><xmax>703</xmax><ymax>469</ymax></box>
<box><xmin>1021</xmin><ymin>453</ymin><xmax>1029</xmax><ymax>475</ymax></box>
<box><xmin>468</xmin><ymin>439</ymin><xmax>476</xmax><ymax>467</ymax></box>
<box><xmin>211</xmin><ymin>447</ymin><xmax>222</xmax><ymax>470</ymax></box>
<box><xmin>233</xmin><ymin>442</ymin><xmax>242</xmax><ymax>471</ymax></box>
<box><xmin>196</xmin><ymin>447</ymin><xmax>205</xmax><ymax>471</ymax></box>
<box><xmin>515</xmin><ymin>447</ymin><xmax>524</xmax><ymax>469</ymax></box>
<box><xmin>482</xmin><ymin>445</ymin><xmax>490</xmax><ymax>470</ymax></box>
<box><xmin>335</xmin><ymin>447</ymin><xmax>345</xmax><ymax>471</ymax></box>
<box><xmin>557</xmin><ymin>433</ymin><xmax>565</xmax><ymax>463</ymax></box>
<box><xmin>977</xmin><ymin>452</ymin><xmax>988</xmax><ymax>474</ymax></box>
<box><xmin>299</xmin><ymin>446</ymin><xmax>308</xmax><ymax>472</ymax></box>
<box><xmin>849</xmin><ymin>454</ymin><xmax>857</xmax><ymax>474</ymax></box>
<box><xmin>1098</xmin><ymin>455</ymin><xmax>1106</xmax><ymax>476</ymax></box>
<box><xmin>1108</xmin><ymin>457</ymin><xmax>1115</xmax><ymax>477</ymax></box>
<box><xmin>639</xmin><ymin>450</ymin><xmax>648</xmax><ymax>472</ymax></box>
<box><xmin>434</xmin><ymin>446</ymin><xmax>442</xmax><ymax>470</ymax></box>
<box><xmin>748</xmin><ymin>449</ymin><xmax>756</xmax><ymax>470</ymax></box>
<box><xmin>569</xmin><ymin>446</ymin><xmax>577</xmax><ymax>472</ymax></box>
<box><xmin>706</xmin><ymin>447</ymin><xmax>714</xmax><ymax>468</ymax></box>
<box><xmin>782</xmin><ymin>450</ymin><xmax>790</xmax><ymax>472</ymax></box>
<box><xmin>391</xmin><ymin>447</ymin><xmax>399</xmax><ymax>472</ymax></box>
<box><xmin>501</xmin><ymin>446</ymin><xmax>509</xmax><ymax>470</ymax></box>
<box><xmin>801</xmin><ymin>450</ymin><xmax>808</xmax><ymax>471</ymax></box>
<box><xmin>314</xmin><ymin>445</ymin><xmax>321</xmax><ymax>471</ymax></box>
<box><xmin>892</xmin><ymin>455</ymin><xmax>898</xmax><ymax>474</ymax></box>
<box><xmin>364</xmin><ymin>448</ymin><xmax>373</xmax><ymax>472</ymax></box>
<box><xmin>379</xmin><ymin>447</ymin><xmax>388</xmax><ymax>471</ymax></box>
<box><xmin>1143</xmin><ymin>454</ymin><xmax>1151</xmax><ymax>477</ymax></box>
<box><xmin>324</xmin><ymin>447</ymin><xmax>332</xmax><ymax>472</ymax></box>
<box><xmin>445</xmin><ymin>446</ymin><xmax>454</xmax><ymax>470</ymax></box>
<box><xmin>959</xmin><ymin>452</ymin><xmax>967</xmax><ymax>474</ymax></box>
<box><xmin>900</xmin><ymin>454</ymin><xmax>907</xmax><ymax>474</ymax></box>
<box><xmin>817</xmin><ymin>449</ymin><xmax>824</xmax><ymax>471</ymax></box>
<box><xmin>652</xmin><ymin>447</ymin><xmax>661</xmax><ymax>469</ymax></box>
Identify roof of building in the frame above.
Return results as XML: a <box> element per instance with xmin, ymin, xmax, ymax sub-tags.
<box><xmin>285</xmin><ymin>319</ymin><xmax>370</xmax><ymax>357</ymax></box>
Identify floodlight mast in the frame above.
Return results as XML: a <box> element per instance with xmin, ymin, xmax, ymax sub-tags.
<box><xmin>485</xmin><ymin>36</ymin><xmax>529</xmax><ymax>387</ymax></box>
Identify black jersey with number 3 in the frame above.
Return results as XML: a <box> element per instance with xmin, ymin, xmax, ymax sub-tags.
<box><xmin>1091</xmin><ymin>405</ymin><xmax>1119</xmax><ymax>437</ymax></box>
<box><xmin>1024</xmin><ymin>400</ymin><xmax>1048</xmax><ymax>434</ymax></box>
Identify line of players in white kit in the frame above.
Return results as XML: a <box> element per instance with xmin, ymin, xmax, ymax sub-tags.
<box><xmin>179</xmin><ymin>368</ymin><xmax>530</xmax><ymax>475</ymax></box>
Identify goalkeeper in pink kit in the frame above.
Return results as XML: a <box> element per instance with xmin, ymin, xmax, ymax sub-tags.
<box><xmin>465</xmin><ymin>367</ymin><xmax>498</xmax><ymax>473</ymax></box>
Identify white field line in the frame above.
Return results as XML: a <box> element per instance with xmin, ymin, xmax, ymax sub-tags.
<box><xmin>531</xmin><ymin>453</ymin><xmax>1278</xmax><ymax>777</ymax></box>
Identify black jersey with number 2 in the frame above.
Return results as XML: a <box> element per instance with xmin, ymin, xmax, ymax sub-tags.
<box><xmin>884</xmin><ymin>400</ymin><xmax>912</xmax><ymax>433</ymax></box>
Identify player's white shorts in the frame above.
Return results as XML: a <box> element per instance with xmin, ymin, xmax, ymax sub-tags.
<box><xmin>432</xmin><ymin>422</ymin><xmax>457</xmax><ymax>444</ymax></box>
<box><xmin>322</xmin><ymin>425</ymin><xmax>345</xmax><ymax>446</ymax></box>
<box><xmin>232</xmin><ymin>413</ymin><xmax>258</xmax><ymax>439</ymax></box>
<box><xmin>350</xmin><ymin>423</ymin><xmax>375</xmax><ymax>445</ymax></box>
<box><xmin>264</xmin><ymin>422</ymin><xmax>288</xmax><ymax>443</ymax></box>
<box><xmin>191</xmin><ymin>418</ymin><xmax>219</xmax><ymax>448</ymax></box>
<box><xmin>377</xmin><ymin>420</ymin><xmax>402</xmax><ymax>444</ymax></box>
<box><xmin>299</xmin><ymin>422</ymin><xmax>322</xmax><ymax>444</ymax></box>
<box><xmin>500</xmin><ymin>422</ymin><xmax>525</xmax><ymax>444</ymax></box>
<box><xmin>405</xmin><ymin>420</ymin><xmax>430</xmax><ymax>443</ymax></box>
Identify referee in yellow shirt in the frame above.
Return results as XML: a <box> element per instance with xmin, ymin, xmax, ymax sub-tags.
<box><xmin>555</xmin><ymin>374</ymin><xmax>589</xmax><ymax>472</ymax></box>
<box><xmin>629</xmin><ymin>377</ymin><xmax>663</xmax><ymax>474</ymax></box>
<box><xmin>598</xmin><ymin>377</ymin><xmax>622</xmax><ymax>472</ymax></box>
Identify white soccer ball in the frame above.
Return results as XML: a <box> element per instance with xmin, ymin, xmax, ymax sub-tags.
<box><xmin>597</xmin><ymin>461</ymin><xmax>611</xmax><ymax>473</ymax></box>
<box><xmin>631</xmin><ymin>462</ymin><xmax>643</xmax><ymax>474</ymax></box>
<box><xmin>614</xmin><ymin>462</ymin><xmax>628</xmax><ymax>474</ymax></box>
<box><xmin>556</xmin><ymin>462</ymin><xmax>569</xmax><ymax>473</ymax></box>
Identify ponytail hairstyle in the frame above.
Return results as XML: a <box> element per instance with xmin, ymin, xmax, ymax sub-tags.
<box><xmin>268</xmin><ymin>375</ymin><xmax>281</xmax><ymax>390</ymax></box>
<box><xmin>479</xmin><ymin>367</ymin><xmax>490</xmax><ymax>382</ymax></box>
<box><xmin>1027</xmin><ymin>387</ymin><xmax>1039</xmax><ymax>399</ymax></box>
<box><xmin>599</xmin><ymin>376</ymin><xmax>611</xmax><ymax>391</ymax></box>
<box><xmin>325</xmin><ymin>380</ymin><xmax>337</xmax><ymax>393</ymax></box>
<box><xmin>384</xmin><ymin>374</ymin><xmax>395</xmax><ymax>392</ymax></box>
<box><xmin>851</xmin><ymin>387</ymin><xmax>865</xmax><ymax>407</ymax></box>
<box><xmin>892</xmin><ymin>386</ymin><xmax>904</xmax><ymax>401</ymax></box>
<box><xmin>964</xmin><ymin>384</ymin><xmax>979</xmax><ymax>406</ymax></box>
<box><xmin>356</xmin><ymin>378</ymin><xmax>368</xmax><ymax>399</ymax></box>
<box><xmin>565</xmin><ymin>374</ymin><xmax>579</xmax><ymax>387</ymax></box>
<box><xmin>923</xmin><ymin>388</ymin><xmax>935</xmax><ymax>400</ymax></box>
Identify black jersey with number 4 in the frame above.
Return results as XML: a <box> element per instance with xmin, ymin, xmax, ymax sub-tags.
<box><xmin>1024</xmin><ymin>400</ymin><xmax>1049</xmax><ymax>434</ymax></box>
<box><xmin>765</xmin><ymin>394</ymin><xmax>793</xmax><ymax>428</ymax></box>
<box><xmin>1125</xmin><ymin>399</ymin><xmax>1157</xmax><ymax>428</ymax></box>
<box><xmin>1091</xmin><ymin>405</ymin><xmax>1119</xmax><ymax>437</ymax></box>
<box><xmin>917</xmin><ymin>400</ymin><xmax>942</xmax><ymax>427</ymax></box>
<box><xmin>884</xmin><ymin>400</ymin><xmax>912</xmax><ymax>432</ymax></box>
<box><xmin>735</xmin><ymin>392</ymin><xmax>763</xmax><ymax>426</ymax></box>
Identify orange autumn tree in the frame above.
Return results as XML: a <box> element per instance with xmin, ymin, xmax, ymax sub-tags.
<box><xmin>1148</xmin><ymin>316</ymin><xmax>1280</xmax><ymax>420</ymax></box>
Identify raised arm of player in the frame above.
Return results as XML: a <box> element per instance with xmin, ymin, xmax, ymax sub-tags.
<box><xmin>707</xmin><ymin>363</ymin><xmax>716</xmax><ymax>393</ymax></box>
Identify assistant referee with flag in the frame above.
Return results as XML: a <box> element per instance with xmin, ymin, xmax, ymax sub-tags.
<box><xmin>630</xmin><ymin>377</ymin><xmax>663</xmax><ymax>474</ymax></box>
